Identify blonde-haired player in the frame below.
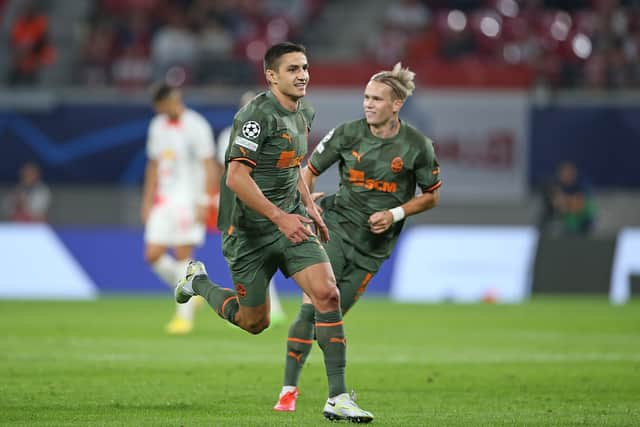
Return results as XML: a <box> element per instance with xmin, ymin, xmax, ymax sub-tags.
<box><xmin>141</xmin><ymin>84</ymin><xmax>217</xmax><ymax>334</ymax></box>
<box><xmin>274</xmin><ymin>62</ymin><xmax>441</xmax><ymax>412</ymax></box>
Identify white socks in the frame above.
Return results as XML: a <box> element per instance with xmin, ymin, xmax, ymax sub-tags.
<box><xmin>269</xmin><ymin>279</ymin><xmax>284</xmax><ymax>316</ymax></box>
<box><xmin>151</xmin><ymin>254</ymin><xmax>196</xmax><ymax>321</ymax></box>
<box><xmin>150</xmin><ymin>253</ymin><xmax>179</xmax><ymax>288</ymax></box>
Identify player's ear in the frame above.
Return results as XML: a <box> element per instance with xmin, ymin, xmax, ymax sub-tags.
<box><xmin>265</xmin><ymin>69</ymin><xmax>277</xmax><ymax>85</ymax></box>
<box><xmin>393</xmin><ymin>99</ymin><xmax>404</xmax><ymax>113</ymax></box>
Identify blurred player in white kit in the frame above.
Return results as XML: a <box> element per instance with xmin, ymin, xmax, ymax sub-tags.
<box><xmin>141</xmin><ymin>84</ymin><xmax>217</xmax><ymax>334</ymax></box>
<box><xmin>215</xmin><ymin>90</ymin><xmax>286</xmax><ymax>326</ymax></box>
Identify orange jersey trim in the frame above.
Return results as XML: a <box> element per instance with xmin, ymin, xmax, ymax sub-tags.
<box><xmin>307</xmin><ymin>162</ymin><xmax>320</xmax><ymax>176</ymax></box>
<box><xmin>230</xmin><ymin>157</ymin><xmax>257</xmax><ymax>168</ymax></box>
<box><xmin>316</xmin><ymin>321</ymin><xmax>344</xmax><ymax>327</ymax></box>
<box><xmin>424</xmin><ymin>181</ymin><xmax>442</xmax><ymax>193</ymax></box>
<box><xmin>288</xmin><ymin>337</ymin><xmax>313</xmax><ymax>344</ymax></box>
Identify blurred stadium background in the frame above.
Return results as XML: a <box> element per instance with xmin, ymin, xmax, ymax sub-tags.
<box><xmin>1</xmin><ymin>0</ymin><xmax>639</xmax><ymax>425</ymax></box>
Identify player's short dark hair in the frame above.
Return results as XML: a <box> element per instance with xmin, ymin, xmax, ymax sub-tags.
<box><xmin>264</xmin><ymin>42</ymin><xmax>306</xmax><ymax>72</ymax></box>
<box><xmin>151</xmin><ymin>83</ymin><xmax>178</xmax><ymax>103</ymax></box>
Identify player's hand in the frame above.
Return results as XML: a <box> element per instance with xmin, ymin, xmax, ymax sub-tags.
<box><xmin>368</xmin><ymin>210</ymin><xmax>393</xmax><ymax>234</ymax></box>
<box><xmin>307</xmin><ymin>205</ymin><xmax>330</xmax><ymax>243</ymax></box>
<box><xmin>274</xmin><ymin>212</ymin><xmax>314</xmax><ymax>244</ymax></box>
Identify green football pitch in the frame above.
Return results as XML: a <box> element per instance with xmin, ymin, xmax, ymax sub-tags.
<box><xmin>2</xmin><ymin>296</ymin><xmax>639</xmax><ymax>426</ymax></box>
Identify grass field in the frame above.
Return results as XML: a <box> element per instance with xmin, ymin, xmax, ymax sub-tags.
<box><xmin>2</xmin><ymin>296</ymin><xmax>639</xmax><ymax>426</ymax></box>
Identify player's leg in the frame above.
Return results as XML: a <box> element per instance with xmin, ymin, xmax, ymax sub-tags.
<box><xmin>268</xmin><ymin>279</ymin><xmax>286</xmax><ymax>326</ymax></box>
<box><xmin>164</xmin><ymin>202</ymin><xmax>207</xmax><ymax>334</ymax></box>
<box><xmin>144</xmin><ymin>243</ymin><xmax>174</xmax><ymax>284</ymax></box>
<box><xmin>282</xmin><ymin>237</ymin><xmax>373</xmax><ymax>422</ymax></box>
<box><xmin>164</xmin><ymin>244</ymin><xmax>197</xmax><ymax>333</ymax></box>
<box><xmin>276</xmin><ymin>234</ymin><xmax>347</xmax><ymax>412</ymax></box>
<box><xmin>175</xmin><ymin>234</ymin><xmax>276</xmax><ymax>334</ymax></box>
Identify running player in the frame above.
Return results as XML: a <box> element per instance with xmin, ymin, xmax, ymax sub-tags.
<box><xmin>175</xmin><ymin>42</ymin><xmax>374</xmax><ymax>423</ymax></box>
<box><xmin>215</xmin><ymin>90</ymin><xmax>286</xmax><ymax>326</ymax></box>
<box><xmin>274</xmin><ymin>62</ymin><xmax>441</xmax><ymax>412</ymax></box>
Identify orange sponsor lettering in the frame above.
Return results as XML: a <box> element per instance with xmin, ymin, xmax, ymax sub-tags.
<box><xmin>276</xmin><ymin>150</ymin><xmax>305</xmax><ymax>168</ymax></box>
<box><xmin>349</xmin><ymin>168</ymin><xmax>397</xmax><ymax>193</ymax></box>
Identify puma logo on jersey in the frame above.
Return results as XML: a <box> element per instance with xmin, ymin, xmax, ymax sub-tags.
<box><xmin>351</xmin><ymin>150</ymin><xmax>363</xmax><ymax>162</ymax></box>
<box><xmin>349</xmin><ymin>169</ymin><xmax>397</xmax><ymax>193</ymax></box>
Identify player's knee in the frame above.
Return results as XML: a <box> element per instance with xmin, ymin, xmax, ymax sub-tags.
<box><xmin>316</xmin><ymin>285</ymin><xmax>340</xmax><ymax>310</ymax></box>
<box><xmin>241</xmin><ymin>316</ymin><xmax>270</xmax><ymax>335</ymax></box>
<box><xmin>144</xmin><ymin>251</ymin><xmax>161</xmax><ymax>264</ymax></box>
<box><xmin>245</xmin><ymin>320</ymin><xmax>269</xmax><ymax>335</ymax></box>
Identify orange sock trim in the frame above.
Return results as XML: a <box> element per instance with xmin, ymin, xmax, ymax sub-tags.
<box><xmin>315</xmin><ymin>321</ymin><xmax>343</xmax><ymax>327</ymax></box>
<box><xmin>288</xmin><ymin>337</ymin><xmax>313</xmax><ymax>344</ymax></box>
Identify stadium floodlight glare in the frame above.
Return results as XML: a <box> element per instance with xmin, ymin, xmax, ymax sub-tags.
<box><xmin>480</xmin><ymin>16</ymin><xmax>501</xmax><ymax>38</ymax></box>
<box><xmin>447</xmin><ymin>10</ymin><xmax>467</xmax><ymax>32</ymax></box>
<box><xmin>572</xmin><ymin>33</ymin><xmax>592</xmax><ymax>59</ymax></box>
<box><xmin>497</xmin><ymin>0</ymin><xmax>519</xmax><ymax>18</ymax></box>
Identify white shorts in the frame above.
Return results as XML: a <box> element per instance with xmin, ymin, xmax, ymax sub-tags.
<box><xmin>144</xmin><ymin>202</ymin><xmax>206</xmax><ymax>247</ymax></box>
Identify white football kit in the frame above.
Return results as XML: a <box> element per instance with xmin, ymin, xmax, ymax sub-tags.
<box><xmin>144</xmin><ymin>109</ymin><xmax>214</xmax><ymax>246</ymax></box>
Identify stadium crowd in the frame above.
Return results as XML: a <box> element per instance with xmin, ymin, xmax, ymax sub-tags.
<box><xmin>4</xmin><ymin>0</ymin><xmax>640</xmax><ymax>89</ymax></box>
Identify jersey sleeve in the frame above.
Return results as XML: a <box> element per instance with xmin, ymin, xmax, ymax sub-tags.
<box><xmin>307</xmin><ymin>126</ymin><xmax>341</xmax><ymax>176</ymax></box>
<box><xmin>227</xmin><ymin>115</ymin><xmax>269</xmax><ymax>168</ymax></box>
<box><xmin>146</xmin><ymin>118</ymin><xmax>161</xmax><ymax>159</ymax></box>
<box><xmin>193</xmin><ymin>115</ymin><xmax>215</xmax><ymax>159</ymax></box>
<box><xmin>415</xmin><ymin>138</ymin><xmax>442</xmax><ymax>192</ymax></box>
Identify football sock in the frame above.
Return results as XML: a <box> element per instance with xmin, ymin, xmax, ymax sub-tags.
<box><xmin>150</xmin><ymin>253</ymin><xmax>178</xmax><ymax>287</ymax></box>
<box><xmin>176</xmin><ymin>296</ymin><xmax>196</xmax><ymax>321</ymax></box>
<box><xmin>283</xmin><ymin>303</ymin><xmax>315</xmax><ymax>386</ymax></box>
<box><xmin>315</xmin><ymin>310</ymin><xmax>348</xmax><ymax>397</ymax></box>
<box><xmin>192</xmin><ymin>276</ymin><xmax>238</xmax><ymax>325</ymax></box>
<box><xmin>269</xmin><ymin>280</ymin><xmax>284</xmax><ymax>316</ymax></box>
<box><xmin>174</xmin><ymin>259</ymin><xmax>194</xmax><ymax>320</ymax></box>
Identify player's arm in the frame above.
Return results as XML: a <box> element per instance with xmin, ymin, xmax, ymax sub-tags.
<box><xmin>226</xmin><ymin>161</ymin><xmax>313</xmax><ymax>244</ymax></box>
<box><xmin>196</xmin><ymin>157</ymin><xmax>218</xmax><ymax>222</ymax></box>
<box><xmin>298</xmin><ymin>168</ymin><xmax>329</xmax><ymax>242</ymax></box>
<box><xmin>141</xmin><ymin>159</ymin><xmax>157</xmax><ymax>223</ymax></box>
<box><xmin>368</xmin><ymin>187</ymin><xmax>440</xmax><ymax>234</ymax></box>
<box><xmin>370</xmin><ymin>138</ymin><xmax>442</xmax><ymax>234</ymax></box>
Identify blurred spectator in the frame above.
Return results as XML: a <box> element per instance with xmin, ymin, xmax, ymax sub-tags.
<box><xmin>3</xmin><ymin>163</ymin><xmax>51</xmax><ymax>222</ymax></box>
<box><xmin>150</xmin><ymin>12</ymin><xmax>198</xmax><ymax>83</ymax></box>
<box><xmin>197</xmin><ymin>16</ymin><xmax>233</xmax><ymax>59</ymax></box>
<box><xmin>78</xmin><ymin>19</ymin><xmax>118</xmax><ymax>85</ymax></box>
<box><xmin>539</xmin><ymin>162</ymin><xmax>596</xmax><ymax>236</ymax></box>
<box><xmin>366</xmin><ymin>21</ymin><xmax>409</xmax><ymax>65</ymax></box>
<box><xmin>385</xmin><ymin>0</ymin><xmax>430</xmax><ymax>34</ymax></box>
<box><xmin>8</xmin><ymin>2</ymin><xmax>56</xmax><ymax>85</ymax></box>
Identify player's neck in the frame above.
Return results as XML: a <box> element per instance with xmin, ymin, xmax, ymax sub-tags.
<box><xmin>369</xmin><ymin>117</ymin><xmax>401</xmax><ymax>139</ymax></box>
<box><xmin>270</xmin><ymin>88</ymin><xmax>299</xmax><ymax>112</ymax></box>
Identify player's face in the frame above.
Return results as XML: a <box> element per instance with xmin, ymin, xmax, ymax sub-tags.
<box><xmin>269</xmin><ymin>52</ymin><xmax>309</xmax><ymax>99</ymax></box>
<box><xmin>363</xmin><ymin>80</ymin><xmax>402</xmax><ymax>126</ymax></box>
<box><xmin>154</xmin><ymin>93</ymin><xmax>182</xmax><ymax>119</ymax></box>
